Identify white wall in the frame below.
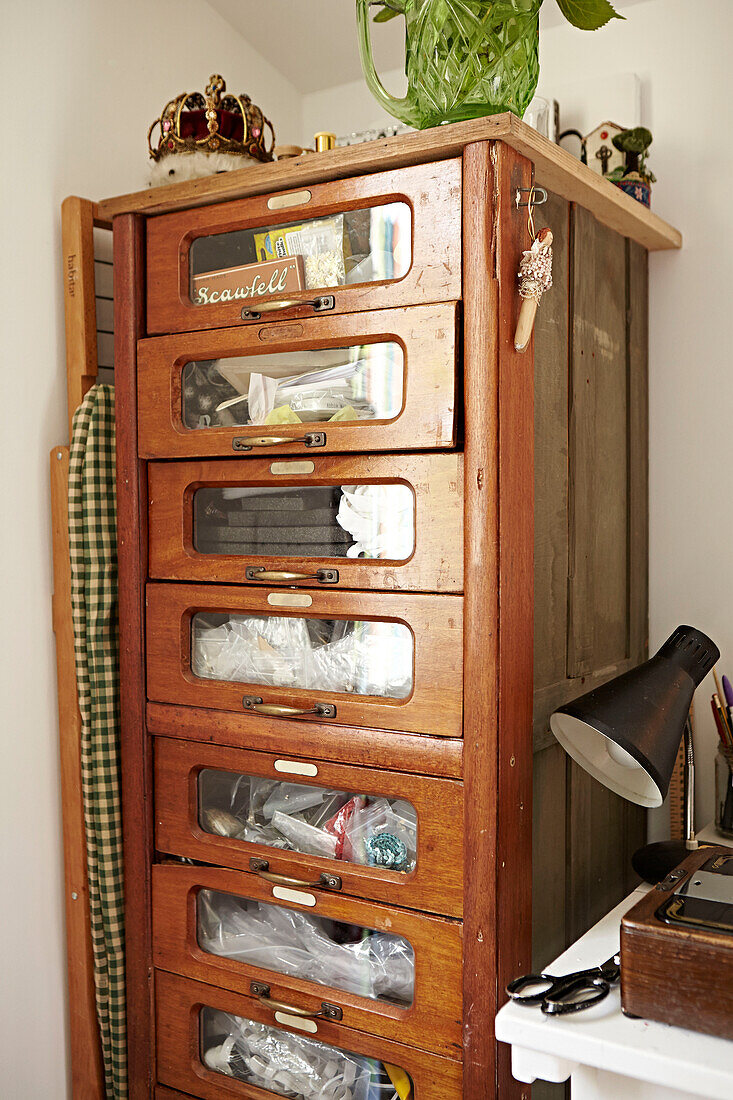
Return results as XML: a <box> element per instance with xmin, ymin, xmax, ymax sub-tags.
<box><xmin>0</xmin><ymin>3</ymin><xmax>300</xmax><ymax>1096</ymax></box>
<box><xmin>303</xmin><ymin>0</ymin><xmax>733</xmax><ymax>840</ymax></box>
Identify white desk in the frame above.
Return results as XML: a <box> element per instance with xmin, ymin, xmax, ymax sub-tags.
<box><xmin>495</xmin><ymin>840</ymin><xmax>733</xmax><ymax>1099</ymax></box>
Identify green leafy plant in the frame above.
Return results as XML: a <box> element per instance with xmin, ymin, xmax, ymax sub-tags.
<box><xmin>607</xmin><ymin>126</ymin><xmax>656</xmax><ymax>184</ymax></box>
<box><xmin>370</xmin><ymin>0</ymin><xmax>624</xmax><ymax>30</ymax></box>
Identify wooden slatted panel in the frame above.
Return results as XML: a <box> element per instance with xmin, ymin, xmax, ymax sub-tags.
<box><xmin>94</xmin><ymin>225</ymin><xmax>114</xmax><ymax>378</ymax></box>
<box><xmin>533</xmin><ymin>190</ymin><xmax>570</xmax><ymax>700</ymax></box>
<box><xmin>567</xmin><ymin>205</ymin><xmax>629</xmax><ymax>677</ymax></box>
<box><xmin>532</xmin><ymin>201</ymin><xmax>649</xmax><ymax>980</ymax></box>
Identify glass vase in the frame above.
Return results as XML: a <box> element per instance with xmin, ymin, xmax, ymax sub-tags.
<box><xmin>357</xmin><ymin>0</ymin><xmax>542</xmax><ymax>130</ymax></box>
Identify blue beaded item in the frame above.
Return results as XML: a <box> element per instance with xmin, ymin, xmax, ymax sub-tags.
<box><xmin>365</xmin><ymin>832</ymin><xmax>408</xmax><ymax>870</ymax></box>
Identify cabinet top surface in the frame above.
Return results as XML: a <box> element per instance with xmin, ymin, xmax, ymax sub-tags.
<box><xmin>95</xmin><ymin>114</ymin><xmax>680</xmax><ymax>252</ymax></box>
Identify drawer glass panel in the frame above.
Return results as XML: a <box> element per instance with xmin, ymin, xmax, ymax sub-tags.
<box><xmin>198</xmin><ymin>768</ymin><xmax>418</xmax><ymax>873</ymax></box>
<box><xmin>190</xmin><ymin>203</ymin><xmax>412</xmax><ymax>306</ymax></box>
<box><xmin>192</xmin><ymin>614</ymin><xmax>413</xmax><ymax>699</ymax></box>
<box><xmin>198</xmin><ymin>889</ymin><xmax>415</xmax><ymax>1006</ymax></box>
<box><xmin>181</xmin><ymin>342</ymin><xmax>404</xmax><ymax>430</ymax></box>
<box><xmin>201</xmin><ymin>1006</ymin><xmax>412</xmax><ymax>1098</ymax></box>
<box><xmin>193</xmin><ymin>484</ymin><xmax>414</xmax><ymax>560</ymax></box>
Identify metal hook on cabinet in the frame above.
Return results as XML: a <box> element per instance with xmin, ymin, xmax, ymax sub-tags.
<box><xmin>515</xmin><ymin>186</ymin><xmax>548</xmax><ymax>208</ymax></box>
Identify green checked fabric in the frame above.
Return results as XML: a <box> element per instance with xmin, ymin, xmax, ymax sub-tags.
<box><xmin>69</xmin><ymin>384</ymin><xmax>127</xmax><ymax>1100</ymax></box>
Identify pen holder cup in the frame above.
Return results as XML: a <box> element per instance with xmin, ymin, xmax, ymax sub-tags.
<box><xmin>715</xmin><ymin>747</ymin><xmax>733</xmax><ymax>838</ymax></box>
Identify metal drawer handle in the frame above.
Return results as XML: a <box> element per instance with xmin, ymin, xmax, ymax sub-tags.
<box><xmin>232</xmin><ymin>432</ymin><xmax>326</xmax><ymax>451</ymax></box>
<box><xmin>241</xmin><ymin>294</ymin><xmax>335</xmax><ymax>320</ymax></box>
<box><xmin>250</xmin><ymin>982</ymin><xmax>343</xmax><ymax>1021</ymax></box>
<box><xmin>245</xmin><ymin>567</ymin><xmax>339</xmax><ymax>584</ymax></box>
<box><xmin>249</xmin><ymin>858</ymin><xmax>342</xmax><ymax>892</ymax></box>
<box><xmin>243</xmin><ymin>696</ymin><xmax>336</xmax><ymax>719</ymax></box>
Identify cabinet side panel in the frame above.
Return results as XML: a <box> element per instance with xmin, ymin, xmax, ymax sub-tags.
<box><xmin>462</xmin><ymin>141</ymin><xmax>501</xmax><ymax>1099</ymax></box>
<box><xmin>114</xmin><ymin>214</ymin><xmax>154</xmax><ymax>1098</ymax></box>
<box><xmin>533</xmin><ymin>192</ymin><xmax>570</xmax><ymax>701</ymax></box>
<box><xmin>463</xmin><ymin>139</ymin><xmax>533</xmax><ymax>1100</ymax></box>
<box><xmin>567</xmin><ymin>205</ymin><xmax>629</xmax><ymax>676</ymax></box>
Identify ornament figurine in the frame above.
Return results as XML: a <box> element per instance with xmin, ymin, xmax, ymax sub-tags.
<box><xmin>515</xmin><ymin>227</ymin><xmax>553</xmax><ymax>353</ymax></box>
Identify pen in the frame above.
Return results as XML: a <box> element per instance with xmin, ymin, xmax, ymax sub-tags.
<box><xmin>722</xmin><ymin>674</ymin><xmax>733</xmax><ymax>731</ymax></box>
<box><xmin>713</xmin><ymin>693</ymin><xmax>733</xmax><ymax>750</ymax></box>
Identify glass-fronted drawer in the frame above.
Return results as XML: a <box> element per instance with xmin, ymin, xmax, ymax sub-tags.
<box><xmin>146</xmin><ymin>161</ymin><xmax>461</xmax><ymax>335</ymax></box>
<box><xmin>152</xmin><ymin>863</ymin><xmax>462</xmax><ymax>1058</ymax></box>
<box><xmin>154</xmin><ymin>738</ymin><xmax>463</xmax><ymax>917</ymax></box>
<box><xmin>147</xmin><ymin>454</ymin><xmax>462</xmax><ymax>593</ymax></box>
<box><xmin>156</xmin><ymin>971</ymin><xmax>463</xmax><ymax>1100</ymax></box>
<box><xmin>146</xmin><ymin>584</ymin><xmax>463</xmax><ymax>738</ymax></box>
<box><xmin>137</xmin><ymin>304</ymin><xmax>458</xmax><ymax>459</ymax></box>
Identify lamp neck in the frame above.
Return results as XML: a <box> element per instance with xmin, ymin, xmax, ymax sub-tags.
<box><xmin>684</xmin><ymin>717</ymin><xmax>698</xmax><ymax>849</ymax></box>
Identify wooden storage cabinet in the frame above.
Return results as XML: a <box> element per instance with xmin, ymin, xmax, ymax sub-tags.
<box><xmin>152</xmin><ymin>863</ymin><xmax>463</xmax><ymax>1058</ymax></box>
<box><xmin>154</xmin><ymin>737</ymin><xmax>464</xmax><ymax>917</ymax></box>
<box><xmin>145</xmin><ymin>161</ymin><xmax>462</xmax><ymax>334</ymax></box>
<box><xmin>155</xmin><ymin>971</ymin><xmax>464</xmax><ymax>1100</ymax></box>
<box><xmin>113</xmin><ymin>119</ymin><xmax>666</xmax><ymax>1098</ymax></box>
<box><xmin>145</xmin><ymin>583</ymin><xmax>464</xmax><ymax>737</ymax></box>
<box><xmin>137</xmin><ymin>304</ymin><xmax>459</xmax><ymax>459</ymax></box>
<box><xmin>147</xmin><ymin>453</ymin><xmax>463</xmax><ymax>592</ymax></box>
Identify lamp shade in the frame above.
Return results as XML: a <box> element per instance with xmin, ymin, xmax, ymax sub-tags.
<box><xmin>550</xmin><ymin>627</ymin><xmax>719</xmax><ymax>808</ymax></box>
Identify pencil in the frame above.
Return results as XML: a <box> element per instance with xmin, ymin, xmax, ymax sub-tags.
<box><xmin>714</xmin><ymin>666</ymin><xmax>726</xmax><ymax>707</ymax></box>
<box><xmin>713</xmin><ymin>693</ymin><xmax>733</xmax><ymax>750</ymax></box>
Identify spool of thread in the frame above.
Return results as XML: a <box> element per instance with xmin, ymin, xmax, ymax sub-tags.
<box><xmin>314</xmin><ymin>131</ymin><xmax>337</xmax><ymax>153</ymax></box>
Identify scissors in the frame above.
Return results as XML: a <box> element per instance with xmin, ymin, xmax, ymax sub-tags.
<box><xmin>505</xmin><ymin>954</ymin><xmax>620</xmax><ymax>1016</ymax></box>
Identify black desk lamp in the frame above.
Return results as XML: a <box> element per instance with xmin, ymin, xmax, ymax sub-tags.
<box><xmin>550</xmin><ymin>626</ymin><xmax>719</xmax><ymax>883</ymax></box>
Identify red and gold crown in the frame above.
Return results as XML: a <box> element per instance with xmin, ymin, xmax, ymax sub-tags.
<box><xmin>148</xmin><ymin>74</ymin><xmax>275</xmax><ymax>163</ymax></box>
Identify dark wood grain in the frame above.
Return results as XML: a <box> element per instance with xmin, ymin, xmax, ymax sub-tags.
<box><xmin>621</xmin><ymin>847</ymin><xmax>733</xmax><ymax>1040</ymax></box>
<box><xmin>147</xmin><ymin>453</ymin><xmax>464</xmax><ymax>593</ymax></box>
<box><xmin>567</xmin><ymin>759</ymin><xmax>641</xmax><ymax>942</ymax></box>
<box><xmin>145</xmin><ymin>583</ymin><xmax>464</xmax><ymax>737</ymax></box>
<box><xmin>137</xmin><ymin>304</ymin><xmax>459</xmax><ymax>459</ymax></box>
<box><xmin>567</xmin><ymin>205</ymin><xmax>629</xmax><ymax>677</ymax></box>
<box><xmin>147</xmin><ymin>701</ymin><xmax>464</xmax><ymax>779</ymax></box>
<box><xmin>154</xmin><ymin>736</ymin><xmax>464</xmax><ymax>917</ymax></box>
<box><xmin>533</xmin><ymin>192</ymin><xmax>570</xmax><ymax>700</ymax></box>
<box><xmin>155</xmin><ymin>971</ymin><xmax>464</xmax><ymax>1099</ymax></box>
<box><xmin>146</xmin><ymin>162</ymin><xmax>462</xmax><ymax>335</ymax></box>
<box><xmin>152</xmin><ymin>862</ymin><xmax>463</xmax><ymax>1059</ymax></box>
<box><xmin>114</xmin><ymin>213</ymin><xmax>154</xmax><ymax>1097</ymax></box>
<box><xmin>532</xmin><ymin>743</ymin><xmax>568</xmax><ymax>969</ymax></box>
<box><xmin>627</xmin><ymin>240</ymin><xmax>649</xmax><ymax>665</ymax></box>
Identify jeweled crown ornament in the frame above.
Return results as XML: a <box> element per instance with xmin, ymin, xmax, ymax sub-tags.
<box><xmin>148</xmin><ymin>74</ymin><xmax>275</xmax><ymax>166</ymax></box>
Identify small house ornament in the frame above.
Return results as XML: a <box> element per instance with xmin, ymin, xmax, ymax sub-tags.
<box><xmin>583</xmin><ymin>121</ymin><xmax>625</xmax><ymax>177</ymax></box>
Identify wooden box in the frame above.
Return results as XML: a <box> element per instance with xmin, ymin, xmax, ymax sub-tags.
<box><xmin>621</xmin><ymin>846</ymin><xmax>733</xmax><ymax>1040</ymax></box>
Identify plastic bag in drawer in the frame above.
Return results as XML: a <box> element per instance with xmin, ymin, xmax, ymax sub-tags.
<box><xmin>344</xmin><ymin>799</ymin><xmax>417</xmax><ymax>874</ymax></box>
<box><xmin>202</xmin><ymin>1006</ymin><xmax>406</xmax><ymax>1100</ymax></box>
<box><xmin>198</xmin><ymin>891</ymin><xmax>414</xmax><ymax>1005</ymax></box>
